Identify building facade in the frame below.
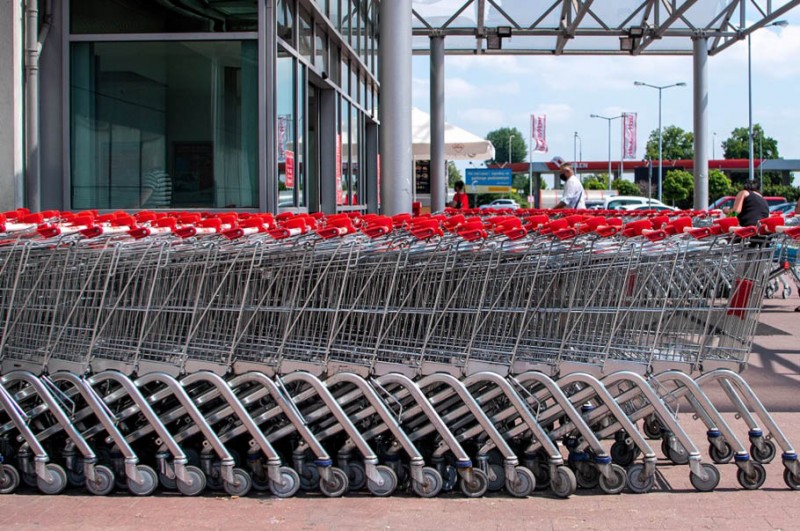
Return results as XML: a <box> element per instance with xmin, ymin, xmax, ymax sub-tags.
<box><xmin>0</xmin><ymin>0</ymin><xmax>380</xmax><ymax>213</ymax></box>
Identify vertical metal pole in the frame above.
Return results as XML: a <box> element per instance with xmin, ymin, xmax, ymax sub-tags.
<box><xmin>619</xmin><ymin>113</ymin><xmax>625</xmax><ymax>182</ymax></box>
<box><xmin>748</xmin><ymin>33</ymin><xmax>754</xmax><ymax>185</ymax></box>
<box><xmin>429</xmin><ymin>35</ymin><xmax>445</xmax><ymax>212</ymax></box>
<box><xmin>657</xmin><ymin>89</ymin><xmax>663</xmax><ymax>201</ymax></box>
<box><xmin>693</xmin><ymin>36</ymin><xmax>709</xmax><ymax>209</ymax></box>
<box><xmin>379</xmin><ymin>0</ymin><xmax>413</xmax><ymax>214</ymax></box>
<box><xmin>24</xmin><ymin>0</ymin><xmax>40</xmax><ymax>211</ymax></box>
<box><xmin>607</xmin><ymin>120</ymin><xmax>612</xmax><ymax>190</ymax></box>
<box><xmin>262</xmin><ymin>0</ymin><xmax>277</xmax><ymax>212</ymax></box>
<box><xmin>759</xmin><ymin>133</ymin><xmax>763</xmax><ymax>189</ymax></box>
<box><xmin>528</xmin><ymin>118</ymin><xmax>533</xmax><ymax>205</ymax></box>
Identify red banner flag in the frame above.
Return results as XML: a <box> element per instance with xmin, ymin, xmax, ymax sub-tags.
<box><xmin>531</xmin><ymin>114</ymin><xmax>548</xmax><ymax>153</ymax></box>
<box><xmin>623</xmin><ymin>113</ymin><xmax>637</xmax><ymax>160</ymax></box>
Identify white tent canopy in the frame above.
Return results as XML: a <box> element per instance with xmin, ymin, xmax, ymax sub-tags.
<box><xmin>412</xmin><ymin>107</ymin><xmax>495</xmax><ymax>161</ymax></box>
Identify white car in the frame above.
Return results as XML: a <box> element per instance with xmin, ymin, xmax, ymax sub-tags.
<box><xmin>626</xmin><ymin>204</ymin><xmax>679</xmax><ymax>212</ymax></box>
<box><xmin>603</xmin><ymin>196</ymin><xmax>670</xmax><ymax>210</ymax></box>
<box><xmin>479</xmin><ymin>199</ymin><xmax>520</xmax><ymax>210</ymax></box>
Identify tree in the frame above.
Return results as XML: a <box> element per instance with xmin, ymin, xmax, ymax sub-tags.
<box><xmin>644</xmin><ymin>126</ymin><xmax>694</xmax><ymax>161</ymax></box>
<box><xmin>614</xmin><ymin>179</ymin><xmax>640</xmax><ymax>196</ymax></box>
<box><xmin>486</xmin><ymin>127</ymin><xmax>527</xmax><ymax>165</ymax></box>
<box><xmin>663</xmin><ymin>169</ymin><xmax>694</xmax><ymax>208</ymax></box>
<box><xmin>721</xmin><ymin>124</ymin><xmax>779</xmax><ymax>159</ymax></box>
<box><xmin>708</xmin><ymin>169</ymin><xmax>732</xmax><ymax>201</ymax></box>
<box><xmin>582</xmin><ymin>173</ymin><xmax>609</xmax><ymax>190</ymax></box>
<box><xmin>447</xmin><ymin>162</ymin><xmax>462</xmax><ymax>188</ymax></box>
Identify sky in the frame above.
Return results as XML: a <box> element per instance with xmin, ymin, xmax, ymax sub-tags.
<box><xmin>410</xmin><ymin>11</ymin><xmax>800</xmax><ymax>183</ymax></box>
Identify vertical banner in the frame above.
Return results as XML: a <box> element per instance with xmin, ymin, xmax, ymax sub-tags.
<box><xmin>336</xmin><ymin>134</ymin><xmax>343</xmax><ymax>205</ymax></box>
<box><xmin>531</xmin><ymin>114</ymin><xmax>548</xmax><ymax>153</ymax></box>
<box><xmin>623</xmin><ymin>112</ymin><xmax>637</xmax><ymax>159</ymax></box>
<box><xmin>285</xmin><ymin>150</ymin><xmax>295</xmax><ymax>188</ymax></box>
<box><xmin>277</xmin><ymin>116</ymin><xmax>288</xmax><ymax>162</ymax></box>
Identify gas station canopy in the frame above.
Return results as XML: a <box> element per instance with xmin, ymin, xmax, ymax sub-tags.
<box><xmin>411</xmin><ymin>0</ymin><xmax>800</xmax><ymax>55</ymax></box>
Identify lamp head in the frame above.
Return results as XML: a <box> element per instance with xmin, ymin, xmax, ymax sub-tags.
<box><xmin>676</xmin><ymin>82</ymin><xmax>687</xmax><ymax>87</ymax></box>
<box><xmin>633</xmin><ymin>81</ymin><xmax>645</xmax><ymax>86</ymax></box>
<box><xmin>772</xmin><ymin>20</ymin><xmax>789</xmax><ymax>28</ymax></box>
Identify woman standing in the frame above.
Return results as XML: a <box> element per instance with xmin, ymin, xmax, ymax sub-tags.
<box><xmin>732</xmin><ymin>180</ymin><xmax>769</xmax><ymax>227</ymax></box>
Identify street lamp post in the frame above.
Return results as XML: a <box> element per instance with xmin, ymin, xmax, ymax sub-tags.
<box><xmin>633</xmin><ymin>81</ymin><xmax>686</xmax><ymax>202</ymax></box>
<box><xmin>590</xmin><ymin>114</ymin><xmax>623</xmax><ymax>191</ymax></box>
<box><xmin>748</xmin><ymin>20</ymin><xmax>787</xmax><ymax>191</ymax></box>
<box><xmin>712</xmin><ymin>132</ymin><xmax>717</xmax><ymax>160</ymax></box>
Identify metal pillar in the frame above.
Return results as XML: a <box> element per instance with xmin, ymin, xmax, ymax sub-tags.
<box><xmin>261</xmin><ymin>0</ymin><xmax>277</xmax><ymax>212</ymax></box>
<box><xmin>429</xmin><ymin>35</ymin><xmax>445</xmax><ymax>213</ymax></box>
<box><xmin>692</xmin><ymin>36</ymin><xmax>709</xmax><ymax>210</ymax></box>
<box><xmin>379</xmin><ymin>0</ymin><xmax>413</xmax><ymax>215</ymax></box>
<box><xmin>0</xmin><ymin>0</ymin><xmax>24</xmax><ymax>210</ymax></box>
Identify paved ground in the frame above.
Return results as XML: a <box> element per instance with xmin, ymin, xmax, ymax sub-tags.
<box><xmin>2</xmin><ymin>298</ymin><xmax>800</xmax><ymax>530</ymax></box>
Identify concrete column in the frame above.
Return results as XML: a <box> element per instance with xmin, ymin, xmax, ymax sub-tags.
<box><xmin>429</xmin><ymin>35</ymin><xmax>445</xmax><ymax>213</ymax></box>
<box><xmin>379</xmin><ymin>0</ymin><xmax>413</xmax><ymax>215</ymax></box>
<box><xmin>0</xmin><ymin>0</ymin><xmax>23</xmax><ymax>210</ymax></box>
<box><xmin>692</xmin><ymin>36</ymin><xmax>709</xmax><ymax>210</ymax></box>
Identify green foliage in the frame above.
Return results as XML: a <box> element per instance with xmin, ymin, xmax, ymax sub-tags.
<box><xmin>722</xmin><ymin>125</ymin><xmax>779</xmax><ymax>159</ymax></box>
<box><xmin>447</xmin><ymin>162</ymin><xmax>462</xmax><ymax>188</ymax></box>
<box><xmin>512</xmin><ymin>174</ymin><xmax>529</xmax><ymax>193</ymax></box>
<box><xmin>708</xmin><ymin>169</ymin><xmax>732</xmax><ymax>201</ymax></box>
<box><xmin>614</xmin><ymin>179</ymin><xmax>640</xmax><ymax>196</ymax></box>
<box><xmin>583</xmin><ymin>173</ymin><xmax>609</xmax><ymax>190</ymax></box>
<box><xmin>763</xmin><ymin>184</ymin><xmax>800</xmax><ymax>202</ymax></box>
<box><xmin>663</xmin><ymin>169</ymin><xmax>694</xmax><ymax>208</ymax></box>
<box><xmin>486</xmin><ymin>127</ymin><xmax>528</xmax><ymax>165</ymax></box>
<box><xmin>644</xmin><ymin>126</ymin><xmax>694</xmax><ymax>161</ymax></box>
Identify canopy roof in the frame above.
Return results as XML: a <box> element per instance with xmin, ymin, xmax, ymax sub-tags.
<box><xmin>412</xmin><ymin>108</ymin><xmax>496</xmax><ymax>160</ymax></box>
<box><xmin>411</xmin><ymin>0</ymin><xmax>800</xmax><ymax>55</ymax></box>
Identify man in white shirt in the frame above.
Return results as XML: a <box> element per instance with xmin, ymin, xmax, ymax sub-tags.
<box><xmin>553</xmin><ymin>163</ymin><xmax>586</xmax><ymax>209</ymax></box>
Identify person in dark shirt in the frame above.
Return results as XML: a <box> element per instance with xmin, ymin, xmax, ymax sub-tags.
<box><xmin>451</xmin><ymin>180</ymin><xmax>469</xmax><ymax>209</ymax></box>
<box><xmin>732</xmin><ymin>180</ymin><xmax>769</xmax><ymax>227</ymax></box>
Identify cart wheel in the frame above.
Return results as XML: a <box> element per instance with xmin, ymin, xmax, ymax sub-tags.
<box><xmin>67</xmin><ymin>466</ymin><xmax>85</xmax><ymax>487</ymax></box>
<box><xmin>598</xmin><ymin>464</ymin><xmax>626</xmax><ymax>495</ymax></box>
<box><xmin>299</xmin><ymin>463</ymin><xmax>320</xmax><ymax>491</ymax></box>
<box><xmin>412</xmin><ymin>467</ymin><xmax>442</xmax><ymax>498</ymax></box>
<box><xmin>270</xmin><ymin>466</ymin><xmax>300</xmax><ymax>498</ymax></box>
<box><xmin>486</xmin><ymin>463</ymin><xmax>505</xmax><ymax>492</ymax></box>
<box><xmin>610</xmin><ymin>440</ymin><xmax>638</xmax><ymax>467</ymax></box>
<box><xmin>176</xmin><ymin>465</ymin><xmax>206</xmax><ymax>497</ymax></box>
<box><xmin>0</xmin><ymin>464</ymin><xmax>20</xmax><ymax>494</ymax></box>
<box><xmin>506</xmin><ymin>466</ymin><xmax>535</xmax><ymax>498</ymax></box>
<box><xmin>319</xmin><ymin>467</ymin><xmax>348</xmax><ymax>498</ymax></box>
<box><xmin>666</xmin><ymin>441</ymin><xmax>690</xmax><ymax>465</ymax></box>
<box><xmin>159</xmin><ymin>469</ymin><xmax>177</xmax><ymax>490</ymax></box>
<box><xmin>251</xmin><ymin>471</ymin><xmax>271</xmax><ymax>492</ymax></box>
<box><xmin>765</xmin><ymin>285</ymin><xmax>776</xmax><ymax>299</ymax></box>
<box><xmin>643</xmin><ymin>417</ymin><xmax>663</xmax><ymax>439</ymax></box>
<box><xmin>550</xmin><ymin>466</ymin><xmax>577</xmax><ymax>498</ymax></box>
<box><xmin>709</xmin><ymin>441</ymin><xmax>734</xmax><ymax>464</ymax></box>
<box><xmin>575</xmin><ymin>464</ymin><xmax>600</xmax><ymax>490</ymax></box>
<box><xmin>783</xmin><ymin>285</ymin><xmax>792</xmax><ymax>299</ymax></box>
<box><xmin>224</xmin><ymin>468</ymin><xmax>252</xmax><ymax>497</ymax></box>
<box><xmin>689</xmin><ymin>463</ymin><xmax>720</xmax><ymax>492</ymax></box>
<box><xmin>128</xmin><ymin>465</ymin><xmax>158</xmax><ymax>496</ymax></box>
<box><xmin>347</xmin><ymin>461</ymin><xmax>366</xmax><ymax>491</ymax></box>
<box><xmin>367</xmin><ymin>465</ymin><xmax>397</xmax><ymax>497</ymax></box>
<box><xmin>38</xmin><ymin>463</ymin><xmax>68</xmax><ymax>495</ymax></box>
<box><xmin>783</xmin><ymin>468</ymin><xmax>800</xmax><ymax>490</ymax></box>
<box><xmin>751</xmin><ymin>440</ymin><xmax>776</xmax><ymax>464</ymax></box>
<box><xmin>85</xmin><ymin>465</ymin><xmax>115</xmax><ymax>496</ymax></box>
<box><xmin>460</xmin><ymin>468</ymin><xmax>488</xmax><ymax>498</ymax></box>
<box><xmin>626</xmin><ymin>463</ymin><xmax>654</xmax><ymax>494</ymax></box>
<box><xmin>737</xmin><ymin>462</ymin><xmax>767</xmax><ymax>490</ymax></box>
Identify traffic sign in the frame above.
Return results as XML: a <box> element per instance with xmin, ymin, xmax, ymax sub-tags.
<box><xmin>465</xmin><ymin>168</ymin><xmax>513</xmax><ymax>193</ymax></box>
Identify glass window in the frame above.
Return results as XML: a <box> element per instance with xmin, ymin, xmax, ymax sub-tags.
<box><xmin>297</xmin><ymin>67</ymin><xmax>306</xmax><ymax>207</ymax></box>
<box><xmin>298</xmin><ymin>8</ymin><xmax>312</xmax><ymax>64</ymax></box>
<box><xmin>277</xmin><ymin>46</ymin><xmax>295</xmax><ymax>208</ymax></box>
<box><xmin>277</xmin><ymin>0</ymin><xmax>294</xmax><ymax>44</ymax></box>
<box><xmin>351</xmin><ymin>105</ymin><xmax>361</xmax><ymax>205</ymax></box>
<box><xmin>330</xmin><ymin>0</ymin><xmax>339</xmax><ymax>30</ymax></box>
<box><xmin>70</xmin><ymin>40</ymin><xmax>258</xmax><ymax>210</ymax></box>
<box><xmin>315</xmin><ymin>25</ymin><xmax>328</xmax><ymax>74</ymax></box>
<box><xmin>71</xmin><ymin>0</ymin><xmax>258</xmax><ymax>34</ymax></box>
<box><xmin>340</xmin><ymin>100</ymin><xmax>349</xmax><ymax>206</ymax></box>
<box><xmin>330</xmin><ymin>46</ymin><xmax>340</xmax><ymax>85</ymax></box>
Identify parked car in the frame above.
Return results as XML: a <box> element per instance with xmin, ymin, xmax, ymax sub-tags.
<box><xmin>768</xmin><ymin>201</ymin><xmax>797</xmax><ymax>214</ymax></box>
<box><xmin>627</xmin><ymin>204</ymin><xmax>680</xmax><ymax>212</ymax></box>
<box><xmin>479</xmin><ymin>198</ymin><xmax>520</xmax><ymax>210</ymax></box>
<box><xmin>584</xmin><ymin>200</ymin><xmax>605</xmax><ymax>210</ymax></box>
<box><xmin>603</xmin><ymin>196</ymin><xmax>670</xmax><ymax>210</ymax></box>
<box><xmin>709</xmin><ymin>195</ymin><xmax>787</xmax><ymax>211</ymax></box>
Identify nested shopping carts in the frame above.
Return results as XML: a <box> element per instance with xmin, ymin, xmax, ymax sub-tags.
<box><xmin>0</xmin><ymin>206</ymin><xmax>799</xmax><ymax>498</ymax></box>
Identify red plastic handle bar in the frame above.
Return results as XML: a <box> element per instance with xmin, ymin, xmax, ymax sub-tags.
<box><xmin>733</xmin><ymin>226</ymin><xmax>757</xmax><ymax>239</ymax></box>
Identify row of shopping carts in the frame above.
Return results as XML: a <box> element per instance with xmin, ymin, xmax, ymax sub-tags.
<box><xmin>0</xmin><ymin>207</ymin><xmax>798</xmax><ymax>499</ymax></box>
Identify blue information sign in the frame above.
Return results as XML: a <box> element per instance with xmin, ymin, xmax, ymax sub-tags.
<box><xmin>464</xmin><ymin>168</ymin><xmax>513</xmax><ymax>193</ymax></box>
